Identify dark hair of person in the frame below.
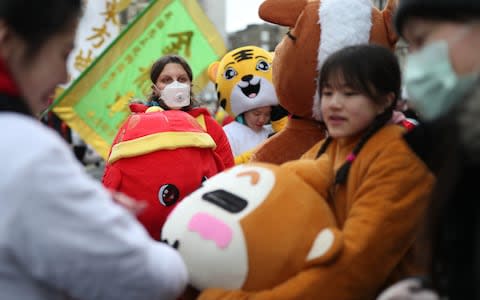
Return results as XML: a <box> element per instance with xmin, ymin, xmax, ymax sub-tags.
<box><xmin>0</xmin><ymin>0</ymin><xmax>83</xmax><ymax>60</ymax></box>
<box><xmin>315</xmin><ymin>44</ymin><xmax>401</xmax><ymax>184</ymax></box>
<box><xmin>395</xmin><ymin>6</ymin><xmax>480</xmax><ymax>38</ymax></box>
<box><xmin>147</xmin><ymin>54</ymin><xmax>197</xmax><ymax>111</ymax></box>
<box><xmin>414</xmin><ymin>119</ymin><xmax>477</xmax><ymax>299</ymax></box>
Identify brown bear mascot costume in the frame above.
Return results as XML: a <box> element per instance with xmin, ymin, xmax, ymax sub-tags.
<box><xmin>250</xmin><ymin>0</ymin><xmax>399</xmax><ymax>164</ymax></box>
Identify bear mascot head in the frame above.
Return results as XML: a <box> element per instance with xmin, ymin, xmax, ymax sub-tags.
<box><xmin>162</xmin><ymin>155</ymin><xmax>344</xmax><ymax>298</ymax></box>
<box><xmin>250</xmin><ymin>0</ymin><xmax>399</xmax><ymax>164</ymax></box>
<box><xmin>102</xmin><ymin>107</ymin><xmax>224</xmax><ymax>240</ymax></box>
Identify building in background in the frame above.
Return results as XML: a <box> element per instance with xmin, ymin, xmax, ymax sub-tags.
<box><xmin>198</xmin><ymin>0</ymin><xmax>227</xmax><ymax>41</ymax></box>
<box><xmin>229</xmin><ymin>23</ymin><xmax>287</xmax><ymax>51</ymax></box>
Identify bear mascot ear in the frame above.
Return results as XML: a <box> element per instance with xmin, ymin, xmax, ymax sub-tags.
<box><xmin>371</xmin><ymin>0</ymin><xmax>399</xmax><ymax>49</ymax></box>
<box><xmin>383</xmin><ymin>0</ymin><xmax>399</xmax><ymax>46</ymax></box>
<box><xmin>259</xmin><ymin>0</ymin><xmax>308</xmax><ymax>26</ymax></box>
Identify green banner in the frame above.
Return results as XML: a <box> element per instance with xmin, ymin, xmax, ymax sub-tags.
<box><xmin>52</xmin><ymin>0</ymin><xmax>226</xmax><ymax>159</ymax></box>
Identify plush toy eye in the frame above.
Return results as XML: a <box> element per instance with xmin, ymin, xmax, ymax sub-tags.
<box><xmin>224</xmin><ymin>67</ymin><xmax>237</xmax><ymax>80</ymax></box>
<box><xmin>256</xmin><ymin>60</ymin><xmax>270</xmax><ymax>72</ymax></box>
<box><xmin>286</xmin><ymin>29</ymin><xmax>297</xmax><ymax>41</ymax></box>
<box><xmin>200</xmin><ymin>176</ymin><xmax>208</xmax><ymax>187</ymax></box>
<box><xmin>158</xmin><ymin>184</ymin><xmax>180</xmax><ymax>206</ymax></box>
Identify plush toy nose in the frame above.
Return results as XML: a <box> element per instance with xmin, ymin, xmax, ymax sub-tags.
<box><xmin>202</xmin><ymin>189</ymin><xmax>248</xmax><ymax>213</ymax></box>
<box><xmin>188</xmin><ymin>212</ymin><xmax>233</xmax><ymax>249</ymax></box>
<box><xmin>241</xmin><ymin>74</ymin><xmax>253</xmax><ymax>82</ymax></box>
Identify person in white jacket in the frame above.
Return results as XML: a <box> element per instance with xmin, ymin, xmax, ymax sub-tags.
<box><xmin>0</xmin><ymin>1</ymin><xmax>188</xmax><ymax>299</ymax></box>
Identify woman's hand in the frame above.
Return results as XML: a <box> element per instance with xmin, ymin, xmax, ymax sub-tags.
<box><xmin>110</xmin><ymin>191</ymin><xmax>147</xmax><ymax>215</ymax></box>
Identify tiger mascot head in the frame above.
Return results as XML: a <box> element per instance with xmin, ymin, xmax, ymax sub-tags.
<box><xmin>208</xmin><ymin>45</ymin><xmax>279</xmax><ymax>118</ymax></box>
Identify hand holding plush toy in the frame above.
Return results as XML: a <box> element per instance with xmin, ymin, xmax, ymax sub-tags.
<box><xmin>162</xmin><ymin>156</ymin><xmax>344</xmax><ymax>299</ymax></box>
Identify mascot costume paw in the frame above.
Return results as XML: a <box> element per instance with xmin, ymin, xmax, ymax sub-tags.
<box><xmin>102</xmin><ymin>107</ymin><xmax>224</xmax><ymax>240</ymax></box>
<box><xmin>162</xmin><ymin>156</ymin><xmax>345</xmax><ymax>299</ymax></box>
<box><xmin>208</xmin><ymin>45</ymin><xmax>288</xmax><ymax>165</ymax></box>
<box><xmin>250</xmin><ymin>0</ymin><xmax>399</xmax><ymax>164</ymax></box>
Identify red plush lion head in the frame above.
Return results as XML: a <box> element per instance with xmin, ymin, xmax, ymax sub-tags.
<box><xmin>103</xmin><ymin>109</ymin><xmax>224</xmax><ymax>240</ymax></box>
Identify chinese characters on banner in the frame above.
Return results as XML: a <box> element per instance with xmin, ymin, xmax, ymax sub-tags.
<box><xmin>52</xmin><ymin>0</ymin><xmax>227</xmax><ymax>159</ymax></box>
<box><xmin>63</xmin><ymin>0</ymin><xmax>122</xmax><ymax>89</ymax></box>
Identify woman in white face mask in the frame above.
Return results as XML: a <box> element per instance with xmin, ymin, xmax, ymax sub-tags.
<box><xmin>146</xmin><ymin>55</ymin><xmax>234</xmax><ymax>169</ymax></box>
<box><xmin>147</xmin><ymin>55</ymin><xmax>195</xmax><ymax>110</ymax></box>
<box><xmin>376</xmin><ymin>1</ymin><xmax>480</xmax><ymax>300</ymax></box>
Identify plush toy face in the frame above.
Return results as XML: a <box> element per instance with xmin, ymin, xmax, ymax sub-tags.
<box><xmin>208</xmin><ymin>45</ymin><xmax>279</xmax><ymax>117</ymax></box>
<box><xmin>162</xmin><ymin>158</ymin><xmax>343</xmax><ymax>292</ymax></box>
<box><xmin>259</xmin><ymin>0</ymin><xmax>398</xmax><ymax>120</ymax></box>
<box><xmin>103</xmin><ymin>110</ymin><xmax>223</xmax><ymax>240</ymax></box>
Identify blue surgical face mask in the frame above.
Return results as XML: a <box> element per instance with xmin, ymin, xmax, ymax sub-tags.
<box><xmin>404</xmin><ymin>40</ymin><xmax>479</xmax><ymax>121</ymax></box>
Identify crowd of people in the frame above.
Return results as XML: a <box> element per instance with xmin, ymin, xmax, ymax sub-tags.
<box><xmin>2</xmin><ymin>0</ymin><xmax>480</xmax><ymax>299</ymax></box>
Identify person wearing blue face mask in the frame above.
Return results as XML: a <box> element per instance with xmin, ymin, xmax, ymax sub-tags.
<box><xmin>375</xmin><ymin>1</ymin><xmax>480</xmax><ymax>300</ymax></box>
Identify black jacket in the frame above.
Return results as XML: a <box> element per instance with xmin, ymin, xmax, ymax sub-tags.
<box><xmin>404</xmin><ymin>82</ymin><xmax>480</xmax><ymax>300</ymax></box>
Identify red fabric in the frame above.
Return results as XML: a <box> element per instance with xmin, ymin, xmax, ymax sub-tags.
<box><xmin>103</xmin><ymin>110</ymin><xmax>224</xmax><ymax>240</ymax></box>
<box><xmin>188</xmin><ymin>107</ymin><xmax>235</xmax><ymax>169</ymax></box>
<box><xmin>0</xmin><ymin>58</ymin><xmax>20</xmax><ymax>97</ymax></box>
<box><xmin>401</xmin><ymin>119</ymin><xmax>418</xmax><ymax>132</ymax></box>
<box><xmin>129</xmin><ymin>102</ymin><xmax>149</xmax><ymax>113</ymax></box>
<box><xmin>221</xmin><ymin>115</ymin><xmax>235</xmax><ymax>126</ymax></box>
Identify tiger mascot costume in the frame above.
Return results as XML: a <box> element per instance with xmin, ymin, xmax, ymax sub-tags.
<box><xmin>208</xmin><ymin>45</ymin><xmax>288</xmax><ymax>164</ymax></box>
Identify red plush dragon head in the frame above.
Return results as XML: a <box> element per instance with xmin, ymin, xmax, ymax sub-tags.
<box><xmin>103</xmin><ymin>108</ymin><xmax>224</xmax><ymax>240</ymax></box>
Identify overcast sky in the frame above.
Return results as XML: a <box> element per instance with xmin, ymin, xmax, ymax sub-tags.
<box><xmin>225</xmin><ymin>0</ymin><xmax>265</xmax><ymax>33</ymax></box>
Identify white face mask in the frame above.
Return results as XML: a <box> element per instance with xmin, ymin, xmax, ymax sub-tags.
<box><xmin>158</xmin><ymin>81</ymin><xmax>191</xmax><ymax>109</ymax></box>
<box><xmin>404</xmin><ymin>40</ymin><xmax>478</xmax><ymax>121</ymax></box>
<box><xmin>404</xmin><ymin>26</ymin><xmax>479</xmax><ymax>121</ymax></box>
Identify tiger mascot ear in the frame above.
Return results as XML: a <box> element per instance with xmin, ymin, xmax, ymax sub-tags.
<box><xmin>208</xmin><ymin>61</ymin><xmax>219</xmax><ymax>82</ymax></box>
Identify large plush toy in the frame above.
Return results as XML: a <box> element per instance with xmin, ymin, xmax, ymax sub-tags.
<box><xmin>102</xmin><ymin>107</ymin><xmax>224</xmax><ymax>240</ymax></box>
<box><xmin>250</xmin><ymin>0</ymin><xmax>399</xmax><ymax>164</ymax></box>
<box><xmin>208</xmin><ymin>45</ymin><xmax>288</xmax><ymax>164</ymax></box>
<box><xmin>162</xmin><ymin>156</ymin><xmax>344</xmax><ymax>299</ymax></box>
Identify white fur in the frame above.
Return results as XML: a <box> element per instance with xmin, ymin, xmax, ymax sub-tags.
<box><xmin>313</xmin><ymin>0</ymin><xmax>373</xmax><ymax>120</ymax></box>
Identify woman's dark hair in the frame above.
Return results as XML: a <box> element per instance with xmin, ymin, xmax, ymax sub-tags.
<box><xmin>315</xmin><ymin>44</ymin><xmax>401</xmax><ymax>184</ymax></box>
<box><xmin>147</xmin><ymin>54</ymin><xmax>196</xmax><ymax>111</ymax></box>
<box><xmin>0</xmin><ymin>0</ymin><xmax>83</xmax><ymax>59</ymax></box>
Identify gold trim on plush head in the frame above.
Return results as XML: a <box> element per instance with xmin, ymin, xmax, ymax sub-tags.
<box><xmin>108</xmin><ymin>131</ymin><xmax>216</xmax><ymax>163</ymax></box>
